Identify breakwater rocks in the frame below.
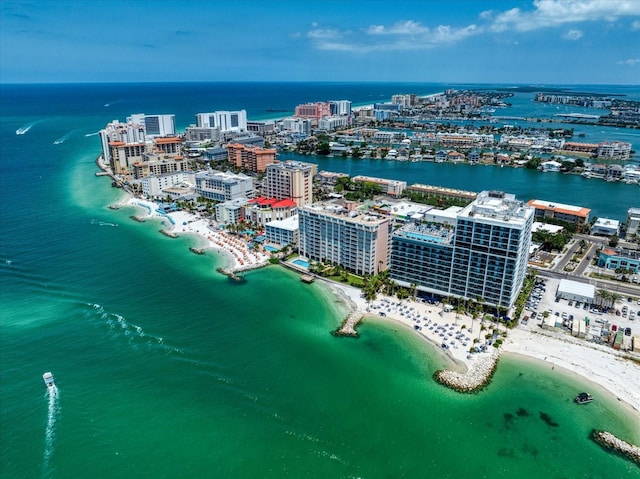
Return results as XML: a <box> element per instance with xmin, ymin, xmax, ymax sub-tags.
<box><xmin>189</xmin><ymin>247</ymin><xmax>206</xmax><ymax>255</ymax></box>
<box><xmin>334</xmin><ymin>312</ymin><xmax>363</xmax><ymax>337</ymax></box>
<box><xmin>130</xmin><ymin>215</ymin><xmax>145</xmax><ymax>223</ymax></box>
<box><xmin>216</xmin><ymin>267</ymin><xmax>245</xmax><ymax>282</ymax></box>
<box><xmin>433</xmin><ymin>351</ymin><xmax>500</xmax><ymax>393</ymax></box>
<box><xmin>591</xmin><ymin>430</ymin><xmax>640</xmax><ymax>466</ymax></box>
<box><xmin>160</xmin><ymin>229</ymin><xmax>178</xmax><ymax>238</ymax></box>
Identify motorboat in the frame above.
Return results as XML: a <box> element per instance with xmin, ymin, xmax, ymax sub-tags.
<box><xmin>575</xmin><ymin>392</ymin><xmax>593</xmax><ymax>404</ymax></box>
<box><xmin>43</xmin><ymin>372</ymin><xmax>55</xmax><ymax>389</ymax></box>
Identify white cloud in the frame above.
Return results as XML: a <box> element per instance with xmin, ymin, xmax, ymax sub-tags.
<box><xmin>307</xmin><ymin>29</ymin><xmax>341</xmax><ymax>40</ymax></box>
<box><xmin>617</xmin><ymin>58</ymin><xmax>640</xmax><ymax>66</ymax></box>
<box><xmin>308</xmin><ymin>20</ymin><xmax>480</xmax><ymax>53</ymax></box>
<box><xmin>491</xmin><ymin>0</ymin><xmax>640</xmax><ymax>32</ymax></box>
<box><xmin>366</xmin><ymin>20</ymin><xmax>429</xmax><ymax>35</ymax></box>
<box><xmin>562</xmin><ymin>29</ymin><xmax>584</xmax><ymax>40</ymax></box>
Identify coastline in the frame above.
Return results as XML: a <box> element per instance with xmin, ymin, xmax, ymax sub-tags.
<box><xmin>117</xmin><ymin>195</ymin><xmax>270</xmax><ymax>273</ymax></box>
<box><xmin>320</xmin><ymin>281</ymin><xmax>640</xmax><ymax>418</ymax></box>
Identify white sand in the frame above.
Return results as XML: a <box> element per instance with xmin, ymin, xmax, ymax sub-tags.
<box><xmin>125</xmin><ymin>197</ymin><xmax>270</xmax><ymax>271</ymax></box>
<box><xmin>327</xmin><ymin>281</ymin><xmax>640</xmax><ymax>415</ymax></box>
<box><xmin>122</xmin><ymin>198</ymin><xmax>640</xmax><ymax>415</ymax></box>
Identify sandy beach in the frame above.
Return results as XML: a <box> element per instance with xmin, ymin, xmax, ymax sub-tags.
<box><xmin>326</xmin><ymin>281</ymin><xmax>640</xmax><ymax>415</ymax></box>
<box><xmin>122</xmin><ymin>195</ymin><xmax>639</xmax><ymax>416</ymax></box>
<box><xmin>124</xmin><ymin>196</ymin><xmax>270</xmax><ymax>272</ymax></box>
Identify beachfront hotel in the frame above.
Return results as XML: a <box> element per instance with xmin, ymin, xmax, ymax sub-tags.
<box><xmin>194</xmin><ymin>170</ymin><xmax>254</xmax><ymax>202</ymax></box>
<box><xmin>263</xmin><ymin>160</ymin><xmax>317</xmax><ymax>207</ymax></box>
<box><xmin>298</xmin><ymin>204</ymin><xmax>391</xmax><ymax>276</ymax></box>
<box><xmin>390</xmin><ymin>191</ymin><xmax>534</xmax><ymax>309</ymax></box>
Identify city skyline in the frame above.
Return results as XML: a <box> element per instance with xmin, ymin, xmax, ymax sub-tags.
<box><xmin>1</xmin><ymin>0</ymin><xmax>639</xmax><ymax>85</ymax></box>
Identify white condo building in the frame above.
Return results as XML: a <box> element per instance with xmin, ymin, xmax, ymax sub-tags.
<box><xmin>390</xmin><ymin>191</ymin><xmax>534</xmax><ymax>309</ymax></box>
<box><xmin>196</xmin><ymin>110</ymin><xmax>247</xmax><ymax>133</ymax></box>
<box><xmin>194</xmin><ymin>171</ymin><xmax>254</xmax><ymax>202</ymax></box>
<box><xmin>127</xmin><ymin>113</ymin><xmax>175</xmax><ymax>138</ymax></box>
<box><xmin>298</xmin><ymin>204</ymin><xmax>391</xmax><ymax>276</ymax></box>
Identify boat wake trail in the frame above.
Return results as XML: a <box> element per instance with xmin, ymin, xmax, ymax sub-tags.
<box><xmin>90</xmin><ymin>219</ymin><xmax>119</xmax><ymax>227</ymax></box>
<box><xmin>86</xmin><ymin>303</ymin><xmax>183</xmax><ymax>355</ymax></box>
<box><xmin>16</xmin><ymin>120</ymin><xmax>41</xmax><ymax>135</ymax></box>
<box><xmin>42</xmin><ymin>386</ymin><xmax>59</xmax><ymax>477</ymax></box>
<box><xmin>84</xmin><ymin>132</ymin><xmax>100</xmax><ymax>137</ymax></box>
<box><xmin>53</xmin><ymin>131</ymin><xmax>74</xmax><ymax>145</ymax></box>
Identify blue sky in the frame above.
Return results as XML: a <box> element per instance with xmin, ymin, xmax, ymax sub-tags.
<box><xmin>1</xmin><ymin>0</ymin><xmax>639</xmax><ymax>84</ymax></box>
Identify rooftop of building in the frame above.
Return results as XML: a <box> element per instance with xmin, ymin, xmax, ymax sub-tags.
<box><xmin>351</xmin><ymin>175</ymin><xmax>407</xmax><ymax>186</ymax></box>
<box><xmin>407</xmin><ymin>183</ymin><xmax>477</xmax><ymax>199</ymax></box>
<box><xmin>267</xmin><ymin>160</ymin><xmax>315</xmax><ymax>170</ymax></box>
<box><xmin>266</xmin><ymin>214</ymin><xmax>299</xmax><ymax>231</ymax></box>
<box><xmin>393</xmin><ymin>220</ymin><xmax>455</xmax><ymax>245</ymax></box>
<box><xmin>527</xmin><ymin>199</ymin><xmax>591</xmax><ymax>217</ymax></box>
<box><xmin>459</xmin><ymin>190</ymin><xmax>532</xmax><ymax>225</ymax></box>
<box><xmin>195</xmin><ymin>170</ymin><xmax>251</xmax><ymax>181</ymax></box>
<box><xmin>593</xmin><ymin>217</ymin><xmax>620</xmax><ymax>227</ymax></box>
<box><xmin>601</xmin><ymin>248</ymin><xmax>640</xmax><ymax>260</ymax></box>
<box><xmin>303</xmin><ymin>202</ymin><xmax>389</xmax><ymax>226</ymax></box>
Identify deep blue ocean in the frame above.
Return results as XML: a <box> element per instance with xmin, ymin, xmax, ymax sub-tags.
<box><xmin>1</xmin><ymin>82</ymin><xmax>639</xmax><ymax>478</ymax></box>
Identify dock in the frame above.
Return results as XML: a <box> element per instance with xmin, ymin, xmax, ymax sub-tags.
<box><xmin>300</xmin><ymin>274</ymin><xmax>315</xmax><ymax>284</ymax></box>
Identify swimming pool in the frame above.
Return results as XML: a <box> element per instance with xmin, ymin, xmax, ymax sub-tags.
<box><xmin>264</xmin><ymin>245</ymin><xmax>279</xmax><ymax>253</ymax></box>
<box><xmin>292</xmin><ymin>259</ymin><xmax>309</xmax><ymax>268</ymax></box>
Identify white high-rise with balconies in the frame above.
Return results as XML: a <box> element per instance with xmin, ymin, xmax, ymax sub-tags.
<box><xmin>196</xmin><ymin>110</ymin><xmax>247</xmax><ymax>133</ymax></box>
<box><xmin>390</xmin><ymin>191</ymin><xmax>534</xmax><ymax>309</ymax></box>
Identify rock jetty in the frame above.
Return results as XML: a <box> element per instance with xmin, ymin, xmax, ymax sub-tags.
<box><xmin>433</xmin><ymin>351</ymin><xmax>500</xmax><ymax>393</ymax></box>
<box><xmin>591</xmin><ymin>430</ymin><xmax>640</xmax><ymax>466</ymax></box>
<box><xmin>334</xmin><ymin>311</ymin><xmax>363</xmax><ymax>337</ymax></box>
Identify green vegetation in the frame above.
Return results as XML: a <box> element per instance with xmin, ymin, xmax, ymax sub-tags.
<box><xmin>334</xmin><ymin>177</ymin><xmax>382</xmax><ymax>201</ymax></box>
<box><xmin>532</xmin><ymin>228</ymin><xmax>573</xmax><ymax>252</ymax></box>
<box><xmin>512</xmin><ymin>272</ymin><xmax>537</xmax><ymax>322</ymax></box>
<box><xmin>404</xmin><ymin>191</ymin><xmax>472</xmax><ymax>208</ymax></box>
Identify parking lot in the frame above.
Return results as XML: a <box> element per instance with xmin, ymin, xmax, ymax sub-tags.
<box><xmin>522</xmin><ymin>277</ymin><xmax>637</xmax><ymax>339</ymax></box>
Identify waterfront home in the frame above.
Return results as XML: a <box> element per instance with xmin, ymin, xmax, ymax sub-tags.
<box><xmin>622</xmin><ymin>167</ymin><xmax>640</xmax><ymax>184</ymax></box>
<box><xmin>539</xmin><ymin>160</ymin><xmax>561</xmax><ymax>172</ymax></box>
<box><xmin>468</xmin><ymin>150</ymin><xmax>480</xmax><ymax>165</ymax></box>
<box><xmin>447</xmin><ymin>151</ymin><xmax>465</xmax><ymax>163</ymax></box>
<box><xmin>626</xmin><ymin>208</ymin><xmax>640</xmax><ymax>237</ymax></box>
<box><xmin>435</xmin><ymin>150</ymin><xmax>447</xmax><ymax>163</ymax></box>
<box><xmin>591</xmin><ymin>218</ymin><xmax>620</xmax><ymax>237</ymax></box>
<box><xmin>607</xmin><ymin>164</ymin><xmax>623</xmax><ymax>181</ymax></box>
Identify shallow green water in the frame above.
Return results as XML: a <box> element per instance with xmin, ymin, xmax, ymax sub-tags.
<box><xmin>1</xmin><ymin>83</ymin><xmax>639</xmax><ymax>479</ymax></box>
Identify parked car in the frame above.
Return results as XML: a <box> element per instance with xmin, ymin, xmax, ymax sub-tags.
<box><xmin>625</xmin><ymin>327</ymin><xmax>632</xmax><ymax>336</ymax></box>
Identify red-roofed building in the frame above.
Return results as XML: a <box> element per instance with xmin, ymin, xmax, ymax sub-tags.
<box><xmin>527</xmin><ymin>199</ymin><xmax>591</xmax><ymax>231</ymax></box>
<box><xmin>246</xmin><ymin>196</ymin><xmax>298</xmax><ymax>226</ymax></box>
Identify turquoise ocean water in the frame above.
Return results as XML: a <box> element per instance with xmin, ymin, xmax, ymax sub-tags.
<box><xmin>1</xmin><ymin>83</ymin><xmax>639</xmax><ymax>478</ymax></box>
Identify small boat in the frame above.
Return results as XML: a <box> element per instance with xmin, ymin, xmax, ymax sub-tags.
<box><xmin>575</xmin><ymin>392</ymin><xmax>593</xmax><ymax>404</ymax></box>
<box><xmin>43</xmin><ymin>372</ymin><xmax>55</xmax><ymax>389</ymax></box>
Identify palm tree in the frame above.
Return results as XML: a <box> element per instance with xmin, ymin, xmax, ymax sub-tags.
<box><xmin>609</xmin><ymin>292</ymin><xmax>622</xmax><ymax>309</ymax></box>
<box><xmin>595</xmin><ymin>288</ymin><xmax>611</xmax><ymax>307</ymax></box>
